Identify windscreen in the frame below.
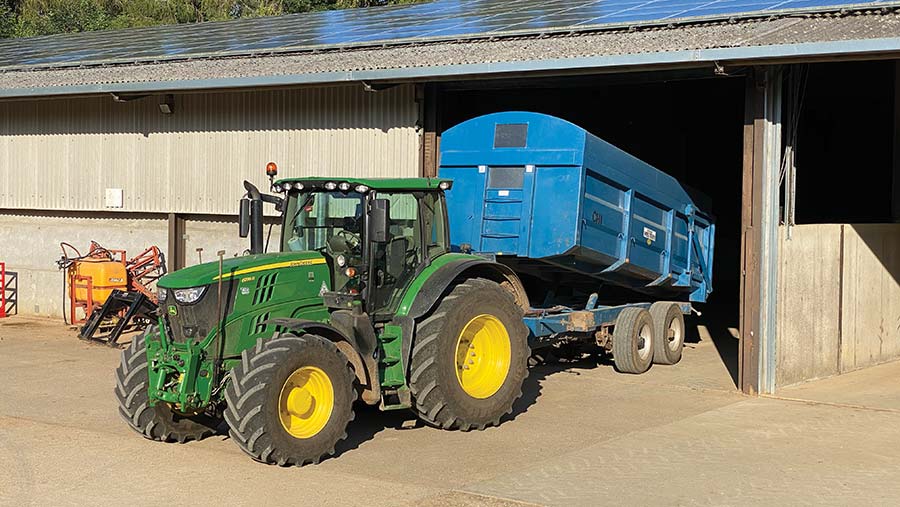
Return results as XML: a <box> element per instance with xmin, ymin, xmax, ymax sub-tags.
<box><xmin>282</xmin><ymin>191</ymin><xmax>364</xmax><ymax>254</ymax></box>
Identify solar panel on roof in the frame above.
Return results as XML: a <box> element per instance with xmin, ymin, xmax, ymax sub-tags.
<box><xmin>0</xmin><ymin>0</ymin><xmax>896</xmax><ymax>71</ymax></box>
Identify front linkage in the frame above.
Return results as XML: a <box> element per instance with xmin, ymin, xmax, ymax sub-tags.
<box><xmin>145</xmin><ymin>319</ymin><xmax>218</xmax><ymax>414</ymax></box>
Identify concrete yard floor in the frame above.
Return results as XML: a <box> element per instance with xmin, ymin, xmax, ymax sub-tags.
<box><xmin>1</xmin><ymin>316</ymin><xmax>899</xmax><ymax>506</ymax></box>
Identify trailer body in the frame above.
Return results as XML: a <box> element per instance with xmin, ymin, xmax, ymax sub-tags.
<box><xmin>440</xmin><ymin>111</ymin><xmax>715</xmax><ymax>306</ymax></box>
<box><xmin>440</xmin><ymin>112</ymin><xmax>715</xmax><ymax>342</ymax></box>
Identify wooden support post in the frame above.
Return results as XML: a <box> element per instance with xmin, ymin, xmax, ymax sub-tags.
<box><xmin>740</xmin><ymin>67</ymin><xmax>782</xmax><ymax>395</ymax></box>
<box><xmin>420</xmin><ymin>83</ymin><xmax>440</xmax><ymax>178</ymax></box>
<box><xmin>740</xmin><ymin>72</ymin><xmax>763</xmax><ymax>395</ymax></box>
<box><xmin>167</xmin><ymin>213</ymin><xmax>186</xmax><ymax>271</ymax></box>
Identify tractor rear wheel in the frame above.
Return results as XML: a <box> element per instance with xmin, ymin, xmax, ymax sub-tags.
<box><xmin>115</xmin><ymin>325</ymin><xmax>219</xmax><ymax>443</ymax></box>
<box><xmin>409</xmin><ymin>278</ymin><xmax>529</xmax><ymax>431</ymax></box>
<box><xmin>224</xmin><ymin>333</ymin><xmax>356</xmax><ymax>466</ymax></box>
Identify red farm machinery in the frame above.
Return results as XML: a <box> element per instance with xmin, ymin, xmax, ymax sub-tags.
<box><xmin>57</xmin><ymin>241</ymin><xmax>166</xmax><ymax>346</ymax></box>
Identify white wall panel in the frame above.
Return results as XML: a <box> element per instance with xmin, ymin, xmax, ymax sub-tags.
<box><xmin>0</xmin><ymin>84</ymin><xmax>419</xmax><ymax>214</ymax></box>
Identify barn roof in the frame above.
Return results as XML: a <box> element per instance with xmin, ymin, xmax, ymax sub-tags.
<box><xmin>1</xmin><ymin>0</ymin><xmax>899</xmax><ymax>98</ymax></box>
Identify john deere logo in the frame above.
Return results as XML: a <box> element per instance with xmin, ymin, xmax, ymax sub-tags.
<box><xmin>167</xmin><ymin>305</ymin><xmax>178</xmax><ymax>316</ymax></box>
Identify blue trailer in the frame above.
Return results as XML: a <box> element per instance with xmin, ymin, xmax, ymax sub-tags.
<box><xmin>440</xmin><ymin>112</ymin><xmax>715</xmax><ymax>372</ymax></box>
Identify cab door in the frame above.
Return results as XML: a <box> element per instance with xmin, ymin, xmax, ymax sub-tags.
<box><xmin>368</xmin><ymin>192</ymin><xmax>422</xmax><ymax>317</ymax></box>
<box><xmin>367</xmin><ymin>191</ymin><xmax>449</xmax><ymax>318</ymax></box>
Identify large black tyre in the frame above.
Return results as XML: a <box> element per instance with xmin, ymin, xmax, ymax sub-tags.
<box><xmin>224</xmin><ymin>333</ymin><xmax>356</xmax><ymax>466</ymax></box>
<box><xmin>409</xmin><ymin>278</ymin><xmax>529</xmax><ymax>431</ymax></box>
<box><xmin>650</xmin><ymin>302</ymin><xmax>685</xmax><ymax>365</ymax></box>
<box><xmin>115</xmin><ymin>325</ymin><xmax>218</xmax><ymax>443</ymax></box>
<box><xmin>612</xmin><ymin>307</ymin><xmax>655</xmax><ymax>374</ymax></box>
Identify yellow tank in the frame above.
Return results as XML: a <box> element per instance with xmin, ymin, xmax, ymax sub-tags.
<box><xmin>71</xmin><ymin>258</ymin><xmax>128</xmax><ymax>304</ymax></box>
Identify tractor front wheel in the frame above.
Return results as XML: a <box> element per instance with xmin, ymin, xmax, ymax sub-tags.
<box><xmin>409</xmin><ymin>278</ymin><xmax>529</xmax><ymax>431</ymax></box>
<box><xmin>224</xmin><ymin>333</ymin><xmax>356</xmax><ymax>466</ymax></box>
<box><xmin>115</xmin><ymin>325</ymin><xmax>219</xmax><ymax>443</ymax></box>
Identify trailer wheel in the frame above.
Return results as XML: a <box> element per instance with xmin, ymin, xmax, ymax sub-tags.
<box><xmin>224</xmin><ymin>333</ymin><xmax>356</xmax><ymax>466</ymax></box>
<box><xmin>115</xmin><ymin>325</ymin><xmax>219</xmax><ymax>443</ymax></box>
<box><xmin>650</xmin><ymin>302</ymin><xmax>685</xmax><ymax>365</ymax></box>
<box><xmin>409</xmin><ymin>278</ymin><xmax>529</xmax><ymax>431</ymax></box>
<box><xmin>612</xmin><ymin>307</ymin><xmax>655</xmax><ymax>374</ymax></box>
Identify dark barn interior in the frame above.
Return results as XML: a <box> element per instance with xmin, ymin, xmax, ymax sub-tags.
<box><xmin>436</xmin><ymin>73</ymin><xmax>747</xmax><ymax>381</ymax></box>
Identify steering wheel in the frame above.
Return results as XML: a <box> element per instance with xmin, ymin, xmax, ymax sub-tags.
<box><xmin>337</xmin><ymin>229</ymin><xmax>361</xmax><ymax>251</ymax></box>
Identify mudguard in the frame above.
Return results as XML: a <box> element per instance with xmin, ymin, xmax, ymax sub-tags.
<box><xmin>404</xmin><ymin>258</ymin><xmax>529</xmax><ymax>320</ymax></box>
<box><xmin>260</xmin><ymin>316</ymin><xmax>381</xmax><ymax>404</ymax></box>
<box><xmin>398</xmin><ymin>258</ymin><xmax>528</xmax><ymax>380</ymax></box>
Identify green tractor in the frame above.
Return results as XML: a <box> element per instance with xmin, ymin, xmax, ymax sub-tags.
<box><xmin>115</xmin><ymin>168</ymin><xmax>530</xmax><ymax>465</ymax></box>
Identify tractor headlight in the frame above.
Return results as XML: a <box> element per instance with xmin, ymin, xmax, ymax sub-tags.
<box><xmin>173</xmin><ymin>286</ymin><xmax>207</xmax><ymax>305</ymax></box>
<box><xmin>338</xmin><ymin>182</ymin><xmax>351</xmax><ymax>191</ymax></box>
<box><xmin>324</xmin><ymin>182</ymin><xmax>337</xmax><ymax>190</ymax></box>
<box><xmin>336</xmin><ymin>254</ymin><xmax>347</xmax><ymax>267</ymax></box>
<box><xmin>157</xmin><ymin>287</ymin><xmax>168</xmax><ymax>302</ymax></box>
<box><xmin>293</xmin><ymin>182</ymin><xmax>305</xmax><ymax>190</ymax></box>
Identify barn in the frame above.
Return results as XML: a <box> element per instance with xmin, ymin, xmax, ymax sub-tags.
<box><xmin>1</xmin><ymin>0</ymin><xmax>899</xmax><ymax>394</ymax></box>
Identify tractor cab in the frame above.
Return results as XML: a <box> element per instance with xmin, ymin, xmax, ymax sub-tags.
<box><xmin>243</xmin><ymin>171</ymin><xmax>453</xmax><ymax>321</ymax></box>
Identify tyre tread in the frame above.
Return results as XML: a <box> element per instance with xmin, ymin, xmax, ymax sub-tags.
<box><xmin>224</xmin><ymin>333</ymin><xmax>356</xmax><ymax>466</ymax></box>
<box><xmin>409</xmin><ymin>278</ymin><xmax>530</xmax><ymax>430</ymax></box>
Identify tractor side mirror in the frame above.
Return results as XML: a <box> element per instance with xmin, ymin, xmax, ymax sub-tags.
<box><xmin>369</xmin><ymin>199</ymin><xmax>390</xmax><ymax>243</ymax></box>
<box><xmin>238</xmin><ymin>198</ymin><xmax>250</xmax><ymax>238</ymax></box>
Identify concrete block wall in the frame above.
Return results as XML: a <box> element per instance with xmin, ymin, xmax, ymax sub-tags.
<box><xmin>776</xmin><ymin>223</ymin><xmax>900</xmax><ymax>387</ymax></box>
<box><xmin>0</xmin><ymin>211</ymin><xmax>268</xmax><ymax>319</ymax></box>
<box><xmin>840</xmin><ymin>224</ymin><xmax>900</xmax><ymax>371</ymax></box>
<box><xmin>0</xmin><ymin>211</ymin><xmax>168</xmax><ymax>319</ymax></box>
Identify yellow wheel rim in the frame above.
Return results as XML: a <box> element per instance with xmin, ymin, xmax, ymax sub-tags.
<box><xmin>454</xmin><ymin>314</ymin><xmax>511</xmax><ymax>399</ymax></box>
<box><xmin>278</xmin><ymin>366</ymin><xmax>334</xmax><ymax>439</ymax></box>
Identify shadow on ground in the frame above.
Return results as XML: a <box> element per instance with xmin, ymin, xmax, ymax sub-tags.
<box><xmin>329</xmin><ymin>358</ymin><xmax>599</xmax><ymax>460</ymax></box>
<box><xmin>686</xmin><ymin>304</ymin><xmax>740</xmax><ymax>389</ymax></box>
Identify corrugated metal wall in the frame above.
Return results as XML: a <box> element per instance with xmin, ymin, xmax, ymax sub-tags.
<box><xmin>0</xmin><ymin>84</ymin><xmax>419</xmax><ymax>214</ymax></box>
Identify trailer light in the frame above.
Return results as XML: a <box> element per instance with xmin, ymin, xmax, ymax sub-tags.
<box><xmin>324</xmin><ymin>182</ymin><xmax>337</xmax><ymax>190</ymax></box>
<box><xmin>354</xmin><ymin>185</ymin><xmax>369</xmax><ymax>193</ymax></box>
<box><xmin>336</xmin><ymin>254</ymin><xmax>347</xmax><ymax>267</ymax></box>
<box><xmin>344</xmin><ymin>267</ymin><xmax>357</xmax><ymax>278</ymax></box>
<box><xmin>173</xmin><ymin>286</ymin><xmax>207</xmax><ymax>305</ymax></box>
<box><xmin>265</xmin><ymin>162</ymin><xmax>278</xmax><ymax>177</ymax></box>
<box><xmin>293</xmin><ymin>182</ymin><xmax>304</xmax><ymax>190</ymax></box>
<box><xmin>438</xmin><ymin>181</ymin><xmax>452</xmax><ymax>190</ymax></box>
<box><xmin>338</xmin><ymin>182</ymin><xmax>351</xmax><ymax>191</ymax></box>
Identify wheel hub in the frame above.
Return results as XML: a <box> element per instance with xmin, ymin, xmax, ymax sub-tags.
<box><xmin>637</xmin><ymin>323</ymin><xmax>652</xmax><ymax>360</ymax></box>
<box><xmin>668</xmin><ymin>317</ymin><xmax>684</xmax><ymax>351</ymax></box>
<box><xmin>455</xmin><ymin>314</ymin><xmax>511</xmax><ymax>399</ymax></box>
<box><xmin>278</xmin><ymin>366</ymin><xmax>334</xmax><ymax>439</ymax></box>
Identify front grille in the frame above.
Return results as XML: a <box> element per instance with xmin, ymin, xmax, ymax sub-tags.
<box><xmin>160</xmin><ymin>287</ymin><xmax>233</xmax><ymax>344</ymax></box>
